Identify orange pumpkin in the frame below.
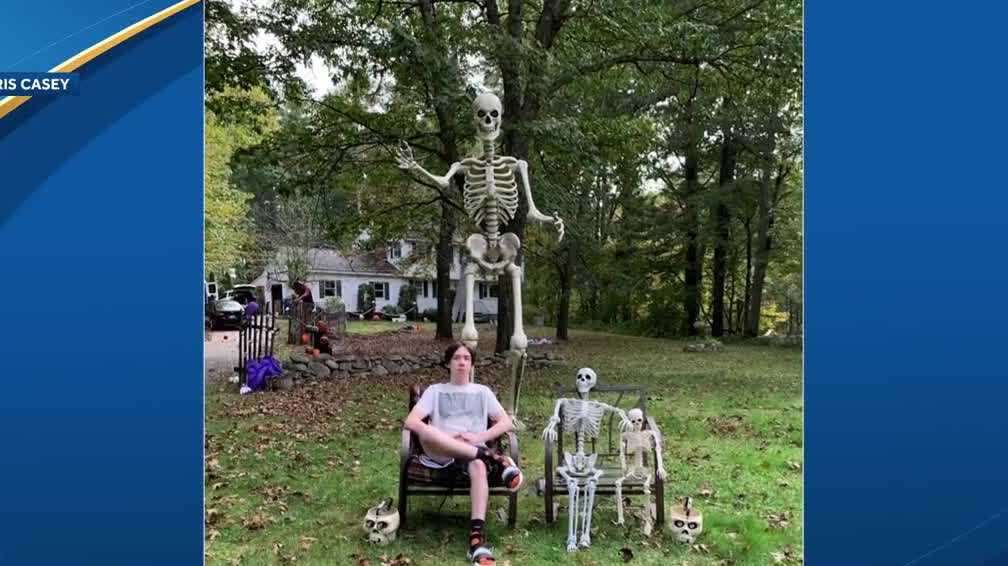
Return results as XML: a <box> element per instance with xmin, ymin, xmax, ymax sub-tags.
<box><xmin>301</xmin><ymin>333</ymin><xmax>310</xmax><ymax>344</ymax></box>
<box><xmin>312</xmin><ymin>349</ymin><xmax>321</xmax><ymax>357</ymax></box>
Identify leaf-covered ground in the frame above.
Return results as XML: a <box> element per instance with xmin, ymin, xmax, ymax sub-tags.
<box><xmin>205</xmin><ymin>324</ymin><xmax>802</xmax><ymax>565</ymax></box>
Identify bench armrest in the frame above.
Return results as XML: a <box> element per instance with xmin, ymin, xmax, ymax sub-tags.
<box><xmin>505</xmin><ymin>430</ymin><xmax>519</xmax><ymax>464</ymax></box>
<box><xmin>401</xmin><ymin>428</ymin><xmax>413</xmax><ymax>471</ymax></box>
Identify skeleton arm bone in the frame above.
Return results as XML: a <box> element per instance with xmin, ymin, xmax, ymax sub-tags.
<box><xmin>516</xmin><ymin>160</ymin><xmax>565</xmax><ymax>241</ymax></box>
<box><xmin>396</xmin><ymin>141</ymin><xmax>461</xmax><ymax>190</ymax></box>
<box><xmin>619</xmin><ymin>434</ymin><xmax>627</xmax><ymax>471</ymax></box>
<box><xmin>542</xmin><ymin>399</ymin><xmax>567</xmax><ymax>442</ymax></box>
<box><xmin>651</xmin><ymin>430</ymin><xmax>667</xmax><ymax>480</ymax></box>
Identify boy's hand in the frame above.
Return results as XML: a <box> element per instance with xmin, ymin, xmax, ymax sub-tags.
<box><xmin>454</xmin><ymin>432</ymin><xmax>483</xmax><ymax>445</ymax></box>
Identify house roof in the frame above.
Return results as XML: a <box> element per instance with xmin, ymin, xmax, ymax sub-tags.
<box><xmin>310</xmin><ymin>247</ymin><xmax>400</xmax><ymax>276</ymax></box>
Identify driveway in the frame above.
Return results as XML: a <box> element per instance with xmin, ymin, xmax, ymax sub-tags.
<box><xmin>204</xmin><ymin>329</ymin><xmax>239</xmax><ymax>381</ymax></box>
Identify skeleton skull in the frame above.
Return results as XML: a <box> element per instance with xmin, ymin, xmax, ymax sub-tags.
<box><xmin>627</xmin><ymin>408</ymin><xmax>645</xmax><ymax>432</ymax></box>
<box><xmin>363</xmin><ymin>499</ymin><xmax>400</xmax><ymax>545</ymax></box>
<box><xmin>574</xmin><ymin>367</ymin><xmax>597</xmax><ymax>395</ymax></box>
<box><xmin>668</xmin><ymin>497</ymin><xmax>703</xmax><ymax>544</ymax></box>
<box><xmin>472</xmin><ymin>92</ymin><xmax>502</xmax><ymax>142</ymax></box>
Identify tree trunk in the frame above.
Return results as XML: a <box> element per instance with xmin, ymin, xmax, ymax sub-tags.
<box><xmin>556</xmin><ymin>245</ymin><xmax>575</xmax><ymax>341</ymax></box>
<box><xmin>417</xmin><ymin>0</ymin><xmax>463</xmax><ymax>341</ymax></box>
<box><xmin>680</xmin><ymin>85</ymin><xmax>703</xmax><ymax>336</ymax></box>
<box><xmin>741</xmin><ymin>216</ymin><xmax>753</xmax><ymax>332</ymax></box>
<box><xmin>711</xmin><ymin>134</ymin><xmax>737</xmax><ymax>337</ymax></box>
<box><xmin>745</xmin><ymin>161</ymin><xmax>775</xmax><ymax>337</ymax></box>
<box><xmin>435</xmin><ymin>199</ymin><xmax>455</xmax><ymax>339</ymax></box>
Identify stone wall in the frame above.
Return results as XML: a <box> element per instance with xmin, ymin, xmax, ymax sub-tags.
<box><xmin>267</xmin><ymin>348</ymin><xmax>566</xmax><ymax>390</ymax></box>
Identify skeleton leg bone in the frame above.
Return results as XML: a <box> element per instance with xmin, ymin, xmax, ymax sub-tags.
<box><xmin>614</xmin><ymin>476</ymin><xmax>626</xmax><ymax>525</ymax></box>
<box><xmin>579</xmin><ymin>471</ymin><xmax>602</xmax><ymax>548</ymax></box>
<box><xmin>505</xmin><ymin>350</ymin><xmax>527</xmax><ymax>430</ymax></box>
<box><xmin>556</xmin><ymin>467</ymin><xmax>580</xmax><ymax>551</ymax></box>
<box><xmin>461</xmin><ymin>262</ymin><xmax>479</xmax><ymax>348</ymax></box>
<box><xmin>506</xmin><ymin>262</ymin><xmax>528</xmax><ymax>352</ymax></box>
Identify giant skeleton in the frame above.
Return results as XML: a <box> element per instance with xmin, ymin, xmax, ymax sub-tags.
<box><xmin>542</xmin><ymin>368</ymin><xmax>631</xmax><ymax>552</ymax></box>
<box><xmin>396</xmin><ymin>92</ymin><xmax>564</xmax><ymax>421</ymax></box>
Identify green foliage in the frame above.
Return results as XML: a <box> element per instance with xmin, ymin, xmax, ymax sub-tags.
<box><xmin>397</xmin><ymin>284</ymin><xmax>419</xmax><ymax>319</ymax></box>
<box><xmin>323</xmin><ymin>296</ymin><xmax>344</xmax><ymax>313</ymax></box>
<box><xmin>204</xmin><ymin>87</ymin><xmax>278</xmax><ymax>275</ymax></box>
<box><xmin>216</xmin><ymin>0</ymin><xmax>803</xmax><ymax>339</ymax></box>
<box><xmin>357</xmin><ymin>283</ymin><xmax>375</xmax><ymax>314</ymax></box>
<box><xmin>381</xmin><ymin>304</ymin><xmax>403</xmax><ymax>317</ymax></box>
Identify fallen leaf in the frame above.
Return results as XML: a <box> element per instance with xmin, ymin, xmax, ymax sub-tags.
<box><xmin>243</xmin><ymin>513</ymin><xmax>266</xmax><ymax>530</ymax></box>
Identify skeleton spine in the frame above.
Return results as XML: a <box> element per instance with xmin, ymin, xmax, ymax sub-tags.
<box><xmin>483</xmin><ymin>140</ymin><xmax>499</xmax><ymax>247</ymax></box>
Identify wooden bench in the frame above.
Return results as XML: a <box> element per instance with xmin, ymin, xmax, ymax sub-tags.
<box><xmin>536</xmin><ymin>383</ymin><xmax>665</xmax><ymax>526</ymax></box>
<box><xmin>398</xmin><ymin>384</ymin><xmax>520</xmax><ymax>529</ymax></box>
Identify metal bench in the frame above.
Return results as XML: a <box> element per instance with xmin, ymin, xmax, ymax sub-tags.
<box><xmin>537</xmin><ymin>382</ymin><xmax>665</xmax><ymax>526</ymax></box>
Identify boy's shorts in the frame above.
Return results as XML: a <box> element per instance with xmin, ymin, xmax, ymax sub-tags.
<box><xmin>407</xmin><ymin>455</ymin><xmax>506</xmax><ymax>487</ymax></box>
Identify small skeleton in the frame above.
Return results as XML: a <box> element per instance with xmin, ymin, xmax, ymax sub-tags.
<box><xmin>542</xmin><ymin>368</ymin><xmax>631</xmax><ymax>552</ymax></box>
<box><xmin>614</xmin><ymin>408</ymin><xmax>667</xmax><ymax>536</ymax></box>
<box><xmin>362</xmin><ymin>499</ymin><xmax>400</xmax><ymax>545</ymax></box>
<box><xmin>668</xmin><ymin>497</ymin><xmax>703</xmax><ymax>544</ymax></box>
<box><xmin>396</xmin><ymin>92</ymin><xmax>564</xmax><ymax>423</ymax></box>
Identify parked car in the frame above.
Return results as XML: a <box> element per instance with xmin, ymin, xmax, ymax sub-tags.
<box><xmin>473</xmin><ymin>302</ymin><xmax>497</xmax><ymax>324</ymax></box>
<box><xmin>224</xmin><ymin>284</ymin><xmax>257</xmax><ymax>306</ymax></box>
<box><xmin>206</xmin><ymin>299</ymin><xmax>244</xmax><ymax>329</ymax></box>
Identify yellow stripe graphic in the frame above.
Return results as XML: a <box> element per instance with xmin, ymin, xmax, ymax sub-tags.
<box><xmin>0</xmin><ymin>0</ymin><xmax>201</xmax><ymax>120</ymax></box>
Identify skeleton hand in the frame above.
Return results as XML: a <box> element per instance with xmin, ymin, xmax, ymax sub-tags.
<box><xmin>618</xmin><ymin>412</ymin><xmax>633</xmax><ymax>432</ymax></box>
<box><xmin>553</xmin><ymin>212</ymin><xmax>565</xmax><ymax>242</ymax></box>
<box><xmin>657</xmin><ymin>466</ymin><xmax>667</xmax><ymax>481</ymax></box>
<box><xmin>542</xmin><ymin>415</ymin><xmax>561</xmax><ymax>443</ymax></box>
<box><xmin>395</xmin><ymin>140</ymin><xmax>416</xmax><ymax>171</ymax></box>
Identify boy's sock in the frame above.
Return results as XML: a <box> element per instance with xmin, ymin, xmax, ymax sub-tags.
<box><xmin>468</xmin><ymin>518</ymin><xmax>486</xmax><ymax>554</ymax></box>
<box><xmin>468</xmin><ymin>519</ymin><xmax>494</xmax><ymax>564</ymax></box>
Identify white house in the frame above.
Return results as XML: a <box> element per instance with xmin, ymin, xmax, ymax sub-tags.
<box><xmin>249</xmin><ymin>240</ymin><xmax>499</xmax><ymax>316</ymax></box>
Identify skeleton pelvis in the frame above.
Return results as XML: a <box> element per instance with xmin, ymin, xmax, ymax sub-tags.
<box><xmin>466</xmin><ymin>232</ymin><xmax>520</xmax><ymax>271</ymax></box>
<box><xmin>563</xmin><ymin>451</ymin><xmax>598</xmax><ymax>473</ymax></box>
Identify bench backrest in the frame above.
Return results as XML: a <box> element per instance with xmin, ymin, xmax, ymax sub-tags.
<box><xmin>553</xmin><ymin>382</ymin><xmax>648</xmax><ymax>461</ymax></box>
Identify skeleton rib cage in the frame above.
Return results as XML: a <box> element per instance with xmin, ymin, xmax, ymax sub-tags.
<box><xmin>461</xmin><ymin>156</ymin><xmax>520</xmax><ymax>248</ymax></box>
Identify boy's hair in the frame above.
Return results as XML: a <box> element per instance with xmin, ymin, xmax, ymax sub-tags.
<box><xmin>443</xmin><ymin>342</ymin><xmax>476</xmax><ymax>368</ymax></box>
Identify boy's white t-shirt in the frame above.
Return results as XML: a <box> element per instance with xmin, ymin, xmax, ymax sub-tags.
<box><xmin>415</xmin><ymin>382</ymin><xmax>505</xmax><ymax>466</ymax></box>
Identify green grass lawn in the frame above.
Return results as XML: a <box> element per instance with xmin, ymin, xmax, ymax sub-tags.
<box><xmin>205</xmin><ymin>328</ymin><xmax>802</xmax><ymax>565</ymax></box>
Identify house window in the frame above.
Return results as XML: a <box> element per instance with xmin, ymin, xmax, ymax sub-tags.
<box><xmin>423</xmin><ymin>280</ymin><xmax>429</xmax><ymax>298</ymax></box>
<box><xmin>389</xmin><ymin>242</ymin><xmax>402</xmax><ymax>260</ymax></box>
<box><xmin>432</xmin><ymin>280</ymin><xmax>438</xmax><ymax>299</ymax></box>
<box><xmin>478</xmin><ymin>283</ymin><xmax>487</xmax><ymax>299</ymax></box>
<box><xmin>321</xmin><ymin>280</ymin><xmax>341</xmax><ymax>298</ymax></box>
<box><xmin>489</xmin><ymin>284</ymin><xmax>499</xmax><ymax>298</ymax></box>
<box><xmin>373</xmin><ymin>281</ymin><xmax>389</xmax><ymax>299</ymax></box>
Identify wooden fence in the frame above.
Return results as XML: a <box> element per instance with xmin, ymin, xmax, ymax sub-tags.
<box><xmin>236</xmin><ymin>311</ymin><xmax>279</xmax><ymax>387</ymax></box>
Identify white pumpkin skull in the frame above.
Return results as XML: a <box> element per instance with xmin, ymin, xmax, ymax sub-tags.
<box><xmin>363</xmin><ymin>499</ymin><xmax>400</xmax><ymax>545</ymax></box>
<box><xmin>668</xmin><ymin>497</ymin><xmax>703</xmax><ymax>544</ymax></box>
<box><xmin>472</xmin><ymin>92</ymin><xmax>502</xmax><ymax>142</ymax></box>
<box><xmin>574</xmin><ymin>367</ymin><xmax>597</xmax><ymax>396</ymax></box>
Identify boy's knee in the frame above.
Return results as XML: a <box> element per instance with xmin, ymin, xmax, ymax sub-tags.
<box><xmin>468</xmin><ymin>459</ymin><xmax>487</xmax><ymax>476</ymax></box>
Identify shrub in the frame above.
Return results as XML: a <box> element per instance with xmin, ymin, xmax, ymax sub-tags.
<box><xmin>397</xmin><ymin>284</ymin><xmax>419</xmax><ymax>320</ymax></box>
<box><xmin>357</xmin><ymin>283</ymin><xmax>375</xmax><ymax>314</ymax></box>
<box><xmin>324</xmin><ymin>296</ymin><xmax>345</xmax><ymax>312</ymax></box>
